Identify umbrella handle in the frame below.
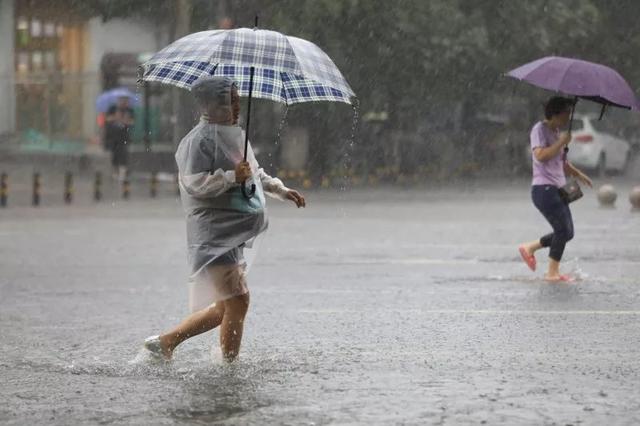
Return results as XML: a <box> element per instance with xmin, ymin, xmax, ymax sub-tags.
<box><xmin>241</xmin><ymin>180</ymin><xmax>256</xmax><ymax>198</ymax></box>
<box><xmin>242</xmin><ymin>66</ymin><xmax>255</xmax><ymax>199</ymax></box>
<box><xmin>244</xmin><ymin>67</ymin><xmax>254</xmax><ymax>162</ymax></box>
<box><xmin>565</xmin><ymin>96</ymin><xmax>578</xmax><ymax>153</ymax></box>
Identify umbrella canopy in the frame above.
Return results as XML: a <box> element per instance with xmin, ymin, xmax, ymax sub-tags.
<box><xmin>140</xmin><ymin>28</ymin><xmax>355</xmax><ymax>105</ymax></box>
<box><xmin>140</xmin><ymin>25</ymin><xmax>356</xmax><ymax>198</ymax></box>
<box><xmin>506</xmin><ymin>56</ymin><xmax>640</xmax><ymax>110</ymax></box>
<box><xmin>96</xmin><ymin>87</ymin><xmax>140</xmax><ymax>113</ymax></box>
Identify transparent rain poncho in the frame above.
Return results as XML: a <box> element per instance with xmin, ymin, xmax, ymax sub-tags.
<box><xmin>175</xmin><ymin>76</ymin><xmax>289</xmax><ymax>311</ymax></box>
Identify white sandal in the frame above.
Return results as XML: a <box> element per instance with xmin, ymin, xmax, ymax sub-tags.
<box><xmin>143</xmin><ymin>335</ymin><xmax>171</xmax><ymax>360</ymax></box>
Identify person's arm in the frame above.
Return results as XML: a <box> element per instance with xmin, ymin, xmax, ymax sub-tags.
<box><xmin>257</xmin><ymin>168</ymin><xmax>306</xmax><ymax>208</ymax></box>
<box><xmin>179</xmin><ymin>168</ymin><xmax>237</xmax><ymax>198</ymax></box>
<box><xmin>178</xmin><ymin>140</ymin><xmax>252</xmax><ymax>198</ymax></box>
<box><xmin>123</xmin><ymin>109</ymin><xmax>135</xmax><ymax>126</ymax></box>
<box><xmin>564</xmin><ymin>161</ymin><xmax>593</xmax><ymax>188</ymax></box>
<box><xmin>105</xmin><ymin>106</ymin><xmax>117</xmax><ymax>123</ymax></box>
<box><xmin>533</xmin><ymin>131</ymin><xmax>571</xmax><ymax>162</ymax></box>
<box><xmin>257</xmin><ymin>168</ymin><xmax>288</xmax><ymax>199</ymax></box>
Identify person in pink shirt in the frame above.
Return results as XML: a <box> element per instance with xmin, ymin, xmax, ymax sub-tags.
<box><xmin>518</xmin><ymin>97</ymin><xmax>592</xmax><ymax>282</ymax></box>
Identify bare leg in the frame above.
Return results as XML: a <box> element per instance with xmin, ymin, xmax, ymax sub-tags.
<box><xmin>523</xmin><ymin>240</ymin><xmax>543</xmax><ymax>255</ymax></box>
<box><xmin>545</xmin><ymin>258</ymin><xmax>562</xmax><ymax>281</ymax></box>
<box><xmin>220</xmin><ymin>293</ymin><xmax>250</xmax><ymax>362</ymax></box>
<box><xmin>158</xmin><ymin>302</ymin><xmax>226</xmax><ymax>358</ymax></box>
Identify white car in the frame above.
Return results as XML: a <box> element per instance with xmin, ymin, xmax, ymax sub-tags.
<box><xmin>566</xmin><ymin>114</ymin><xmax>631</xmax><ymax>176</ymax></box>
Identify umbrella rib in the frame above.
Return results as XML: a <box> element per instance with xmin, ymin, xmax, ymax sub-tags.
<box><xmin>282</xmin><ymin>37</ymin><xmax>352</xmax><ymax>99</ymax></box>
<box><xmin>559</xmin><ymin>61</ymin><xmax>624</xmax><ymax>107</ymax></box>
<box><xmin>280</xmin><ymin>71</ymin><xmax>289</xmax><ymax>106</ymax></box>
<box><xmin>556</xmin><ymin>60</ymin><xmax>577</xmax><ymax>97</ymax></box>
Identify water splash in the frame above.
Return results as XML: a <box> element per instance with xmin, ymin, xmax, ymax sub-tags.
<box><xmin>333</xmin><ymin>98</ymin><xmax>360</xmax><ymax>221</ymax></box>
<box><xmin>340</xmin><ymin>99</ymin><xmax>360</xmax><ymax>194</ymax></box>
<box><xmin>269</xmin><ymin>105</ymin><xmax>289</xmax><ymax>170</ymax></box>
<box><xmin>128</xmin><ymin>347</ymin><xmax>168</xmax><ymax>366</ymax></box>
<box><xmin>566</xmin><ymin>257</ymin><xmax>589</xmax><ymax>281</ymax></box>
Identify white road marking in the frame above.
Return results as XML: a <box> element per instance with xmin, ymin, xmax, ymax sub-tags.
<box><xmin>298</xmin><ymin>309</ymin><xmax>640</xmax><ymax>315</ymax></box>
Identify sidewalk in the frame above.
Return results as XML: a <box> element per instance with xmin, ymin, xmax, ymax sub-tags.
<box><xmin>0</xmin><ymin>140</ymin><xmax>178</xmax><ymax>176</ymax></box>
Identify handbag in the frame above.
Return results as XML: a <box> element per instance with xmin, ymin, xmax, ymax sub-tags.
<box><xmin>558</xmin><ymin>180</ymin><xmax>583</xmax><ymax>203</ymax></box>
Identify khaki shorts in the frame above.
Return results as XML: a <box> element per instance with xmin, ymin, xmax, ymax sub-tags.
<box><xmin>188</xmin><ymin>263</ymin><xmax>248</xmax><ymax>313</ymax></box>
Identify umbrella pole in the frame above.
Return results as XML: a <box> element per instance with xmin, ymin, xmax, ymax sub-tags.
<box><xmin>569</xmin><ymin>96</ymin><xmax>577</xmax><ymax>135</ymax></box>
<box><xmin>566</xmin><ymin>96</ymin><xmax>578</xmax><ymax>154</ymax></box>
<box><xmin>241</xmin><ymin>66</ymin><xmax>257</xmax><ymax>198</ymax></box>
<box><xmin>598</xmin><ymin>103</ymin><xmax>607</xmax><ymax>120</ymax></box>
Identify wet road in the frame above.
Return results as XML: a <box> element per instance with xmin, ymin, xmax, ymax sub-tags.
<box><xmin>1</xmin><ymin>181</ymin><xmax>640</xmax><ymax>425</ymax></box>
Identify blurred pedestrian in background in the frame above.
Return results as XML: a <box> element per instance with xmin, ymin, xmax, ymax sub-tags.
<box><xmin>105</xmin><ymin>96</ymin><xmax>134</xmax><ymax>181</ymax></box>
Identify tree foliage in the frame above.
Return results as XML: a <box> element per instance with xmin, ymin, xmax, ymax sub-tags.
<box><xmin>71</xmin><ymin>0</ymin><xmax>640</xmax><ymax>177</ymax></box>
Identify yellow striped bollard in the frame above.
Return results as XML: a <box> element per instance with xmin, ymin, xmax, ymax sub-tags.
<box><xmin>64</xmin><ymin>172</ymin><xmax>73</xmax><ymax>204</ymax></box>
<box><xmin>0</xmin><ymin>172</ymin><xmax>7</xmax><ymax>207</ymax></box>
<box><xmin>150</xmin><ymin>172</ymin><xmax>158</xmax><ymax>198</ymax></box>
<box><xmin>32</xmin><ymin>172</ymin><xmax>41</xmax><ymax>207</ymax></box>
<box><xmin>94</xmin><ymin>172</ymin><xmax>102</xmax><ymax>202</ymax></box>
<box><xmin>122</xmin><ymin>172</ymin><xmax>130</xmax><ymax>200</ymax></box>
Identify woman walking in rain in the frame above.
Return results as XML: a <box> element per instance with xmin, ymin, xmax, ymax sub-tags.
<box><xmin>143</xmin><ymin>76</ymin><xmax>306</xmax><ymax>361</ymax></box>
<box><xmin>518</xmin><ymin>96</ymin><xmax>592</xmax><ymax>282</ymax></box>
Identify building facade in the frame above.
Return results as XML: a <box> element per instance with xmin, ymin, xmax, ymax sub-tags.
<box><xmin>0</xmin><ymin>0</ymin><xmax>16</xmax><ymax>138</ymax></box>
<box><xmin>0</xmin><ymin>0</ymin><xmax>167</xmax><ymax>147</ymax></box>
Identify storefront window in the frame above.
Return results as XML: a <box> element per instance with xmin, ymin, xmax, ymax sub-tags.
<box><xmin>30</xmin><ymin>19</ymin><xmax>42</xmax><ymax>37</ymax></box>
<box><xmin>17</xmin><ymin>17</ymin><xmax>29</xmax><ymax>46</ymax></box>
<box><xmin>44</xmin><ymin>22</ymin><xmax>55</xmax><ymax>38</ymax></box>
<box><xmin>17</xmin><ymin>52</ymin><xmax>29</xmax><ymax>74</ymax></box>
<box><xmin>31</xmin><ymin>51</ymin><xmax>43</xmax><ymax>71</ymax></box>
<box><xmin>44</xmin><ymin>51</ymin><xmax>56</xmax><ymax>70</ymax></box>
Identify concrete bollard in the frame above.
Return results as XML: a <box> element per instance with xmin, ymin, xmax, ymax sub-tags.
<box><xmin>597</xmin><ymin>184</ymin><xmax>617</xmax><ymax>207</ymax></box>
<box><xmin>150</xmin><ymin>172</ymin><xmax>158</xmax><ymax>198</ymax></box>
<box><xmin>0</xmin><ymin>172</ymin><xmax>7</xmax><ymax>207</ymax></box>
<box><xmin>94</xmin><ymin>172</ymin><xmax>102</xmax><ymax>202</ymax></box>
<box><xmin>630</xmin><ymin>186</ymin><xmax>640</xmax><ymax>211</ymax></box>
<box><xmin>64</xmin><ymin>172</ymin><xmax>73</xmax><ymax>205</ymax></box>
<box><xmin>122</xmin><ymin>172</ymin><xmax>130</xmax><ymax>200</ymax></box>
<box><xmin>32</xmin><ymin>173</ymin><xmax>41</xmax><ymax>207</ymax></box>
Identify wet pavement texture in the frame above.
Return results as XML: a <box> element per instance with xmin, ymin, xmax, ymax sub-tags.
<box><xmin>1</xmin><ymin>181</ymin><xmax>640</xmax><ymax>425</ymax></box>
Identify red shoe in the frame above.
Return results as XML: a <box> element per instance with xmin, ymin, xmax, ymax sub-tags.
<box><xmin>519</xmin><ymin>246</ymin><xmax>536</xmax><ymax>271</ymax></box>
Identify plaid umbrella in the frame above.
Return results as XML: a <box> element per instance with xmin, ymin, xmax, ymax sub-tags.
<box><xmin>140</xmin><ymin>28</ymin><xmax>355</xmax><ymax>105</ymax></box>
<box><xmin>140</xmin><ymin>24</ymin><xmax>355</xmax><ymax>198</ymax></box>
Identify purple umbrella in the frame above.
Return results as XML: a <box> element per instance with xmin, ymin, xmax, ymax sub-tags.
<box><xmin>507</xmin><ymin>56</ymin><xmax>640</xmax><ymax>113</ymax></box>
<box><xmin>96</xmin><ymin>87</ymin><xmax>140</xmax><ymax>113</ymax></box>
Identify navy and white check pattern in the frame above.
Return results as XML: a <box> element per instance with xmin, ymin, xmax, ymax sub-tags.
<box><xmin>141</xmin><ymin>28</ymin><xmax>355</xmax><ymax>105</ymax></box>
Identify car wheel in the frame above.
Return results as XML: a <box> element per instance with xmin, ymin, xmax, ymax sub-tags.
<box><xmin>597</xmin><ymin>153</ymin><xmax>606</xmax><ymax>178</ymax></box>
